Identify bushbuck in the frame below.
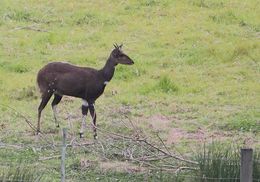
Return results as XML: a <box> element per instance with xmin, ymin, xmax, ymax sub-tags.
<box><xmin>37</xmin><ymin>44</ymin><xmax>134</xmax><ymax>139</ymax></box>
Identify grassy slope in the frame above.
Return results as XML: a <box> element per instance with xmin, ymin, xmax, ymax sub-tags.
<box><xmin>0</xmin><ymin>0</ymin><xmax>259</xmax><ymax>180</ymax></box>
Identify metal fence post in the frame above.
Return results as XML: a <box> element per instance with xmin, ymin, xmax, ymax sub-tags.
<box><xmin>240</xmin><ymin>148</ymin><xmax>253</xmax><ymax>182</ymax></box>
<box><xmin>61</xmin><ymin>128</ymin><xmax>67</xmax><ymax>182</ymax></box>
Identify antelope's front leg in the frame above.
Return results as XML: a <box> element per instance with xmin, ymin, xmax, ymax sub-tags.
<box><xmin>89</xmin><ymin>103</ymin><xmax>97</xmax><ymax>139</ymax></box>
<box><xmin>80</xmin><ymin>100</ymin><xmax>89</xmax><ymax>138</ymax></box>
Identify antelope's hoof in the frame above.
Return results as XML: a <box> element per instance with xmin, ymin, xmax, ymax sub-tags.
<box><xmin>36</xmin><ymin>130</ymin><xmax>40</xmax><ymax>135</ymax></box>
<box><xmin>79</xmin><ymin>132</ymin><xmax>84</xmax><ymax>138</ymax></box>
<box><xmin>94</xmin><ymin>134</ymin><xmax>98</xmax><ymax>140</ymax></box>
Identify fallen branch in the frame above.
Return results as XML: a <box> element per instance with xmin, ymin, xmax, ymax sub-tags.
<box><xmin>95</xmin><ymin>124</ymin><xmax>198</xmax><ymax>165</ymax></box>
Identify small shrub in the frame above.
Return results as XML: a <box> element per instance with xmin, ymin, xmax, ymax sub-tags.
<box><xmin>157</xmin><ymin>76</ymin><xmax>179</xmax><ymax>93</ymax></box>
<box><xmin>221</xmin><ymin>112</ymin><xmax>260</xmax><ymax>132</ymax></box>
<box><xmin>195</xmin><ymin>142</ymin><xmax>240</xmax><ymax>181</ymax></box>
<box><xmin>4</xmin><ymin>9</ymin><xmax>31</xmax><ymax>22</ymax></box>
<box><xmin>75</xmin><ymin>13</ymin><xmax>97</xmax><ymax>25</ymax></box>
<box><xmin>139</xmin><ymin>76</ymin><xmax>179</xmax><ymax>95</ymax></box>
<box><xmin>7</xmin><ymin>63</ymin><xmax>30</xmax><ymax>73</ymax></box>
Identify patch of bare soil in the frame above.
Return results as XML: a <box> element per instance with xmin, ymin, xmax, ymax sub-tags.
<box><xmin>80</xmin><ymin>159</ymin><xmax>97</xmax><ymax>170</ymax></box>
<box><xmin>144</xmin><ymin>114</ymin><xmax>243</xmax><ymax>145</ymax></box>
<box><xmin>146</xmin><ymin>114</ymin><xmax>172</xmax><ymax>131</ymax></box>
<box><xmin>80</xmin><ymin>159</ymin><xmax>143</xmax><ymax>172</ymax></box>
<box><xmin>166</xmin><ymin>128</ymin><xmax>188</xmax><ymax>144</ymax></box>
<box><xmin>165</xmin><ymin>127</ymin><xmax>254</xmax><ymax>145</ymax></box>
<box><xmin>100</xmin><ymin>161</ymin><xmax>145</xmax><ymax>173</ymax></box>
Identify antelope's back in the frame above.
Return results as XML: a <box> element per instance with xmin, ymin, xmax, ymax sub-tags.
<box><xmin>37</xmin><ymin>62</ymin><xmax>98</xmax><ymax>94</ymax></box>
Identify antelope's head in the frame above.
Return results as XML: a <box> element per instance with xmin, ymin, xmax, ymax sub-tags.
<box><xmin>110</xmin><ymin>43</ymin><xmax>134</xmax><ymax>65</ymax></box>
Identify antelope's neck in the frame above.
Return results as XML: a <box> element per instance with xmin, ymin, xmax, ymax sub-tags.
<box><xmin>100</xmin><ymin>57</ymin><xmax>115</xmax><ymax>82</ymax></box>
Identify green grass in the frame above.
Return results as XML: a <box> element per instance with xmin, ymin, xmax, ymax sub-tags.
<box><xmin>194</xmin><ymin>142</ymin><xmax>260</xmax><ymax>181</ymax></box>
<box><xmin>0</xmin><ymin>165</ymin><xmax>44</xmax><ymax>182</ymax></box>
<box><xmin>0</xmin><ymin>0</ymin><xmax>259</xmax><ymax>180</ymax></box>
<box><xmin>221</xmin><ymin>111</ymin><xmax>260</xmax><ymax>132</ymax></box>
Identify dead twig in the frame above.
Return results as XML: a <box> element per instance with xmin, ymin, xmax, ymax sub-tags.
<box><xmin>131</xmin><ymin>158</ymin><xmax>160</xmax><ymax>170</ymax></box>
<box><xmin>13</xmin><ymin>25</ymin><xmax>49</xmax><ymax>32</ymax></box>
<box><xmin>174</xmin><ymin>166</ymin><xmax>197</xmax><ymax>174</ymax></box>
<box><xmin>98</xmin><ymin>140</ymin><xmax>107</xmax><ymax>160</ymax></box>
<box><xmin>155</xmin><ymin>132</ymin><xmax>173</xmax><ymax>157</ymax></box>
<box><xmin>0</xmin><ymin>142</ymin><xmax>23</xmax><ymax>149</ymax></box>
<box><xmin>136</xmin><ymin>155</ymin><xmax>170</xmax><ymax>162</ymax></box>
<box><xmin>39</xmin><ymin>155</ymin><xmax>61</xmax><ymax>161</ymax></box>
<box><xmin>67</xmin><ymin>141</ymin><xmax>95</xmax><ymax>148</ymax></box>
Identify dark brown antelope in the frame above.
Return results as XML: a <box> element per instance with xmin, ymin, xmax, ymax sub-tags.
<box><xmin>37</xmin><ymin>44</ymin><xmax>134</xmax><ymax>139</ymax></box>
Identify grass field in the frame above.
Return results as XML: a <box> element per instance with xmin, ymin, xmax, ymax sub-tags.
<box><xmin>0</xmin><ymin>0</ymin><xmax>259</xmax><ymax>181</ymax></box>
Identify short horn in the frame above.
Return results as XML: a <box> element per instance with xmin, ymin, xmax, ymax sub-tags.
<box><xmin>113</xmin><ymin>43</ymin><xmax>119</xmax><ymax>49</ymax></box>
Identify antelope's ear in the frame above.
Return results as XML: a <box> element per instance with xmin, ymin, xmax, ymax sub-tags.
<box><xmin>119</xmin><ymin>44</ymin><xmax>123</xmax><ymax>49</ymax></box>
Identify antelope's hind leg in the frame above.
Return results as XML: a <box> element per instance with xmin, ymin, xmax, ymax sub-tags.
<box><xmin>51</xmin><ymin>94</ymin><xmax>63</xmax><ymax>128</ymax></box>
<box><xmin>37</xmin><ymin>92</ymin><xmax>53</xmax><ymax>134</ymax></box>
<box><xmin>89</xmin><ymin>103</ymin><xmax>97</xmax><ymax>139</ymax></box>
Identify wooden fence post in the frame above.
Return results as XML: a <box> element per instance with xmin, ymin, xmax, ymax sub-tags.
<box><xmin>61</xmin><ymin>128</ymin><xmax>67</xmax><ymax>182</ymax></box>
<box><xmin>240</xmin><ymin>148</ymin><xmax>253</xmax><ymax>182</ymax></box>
